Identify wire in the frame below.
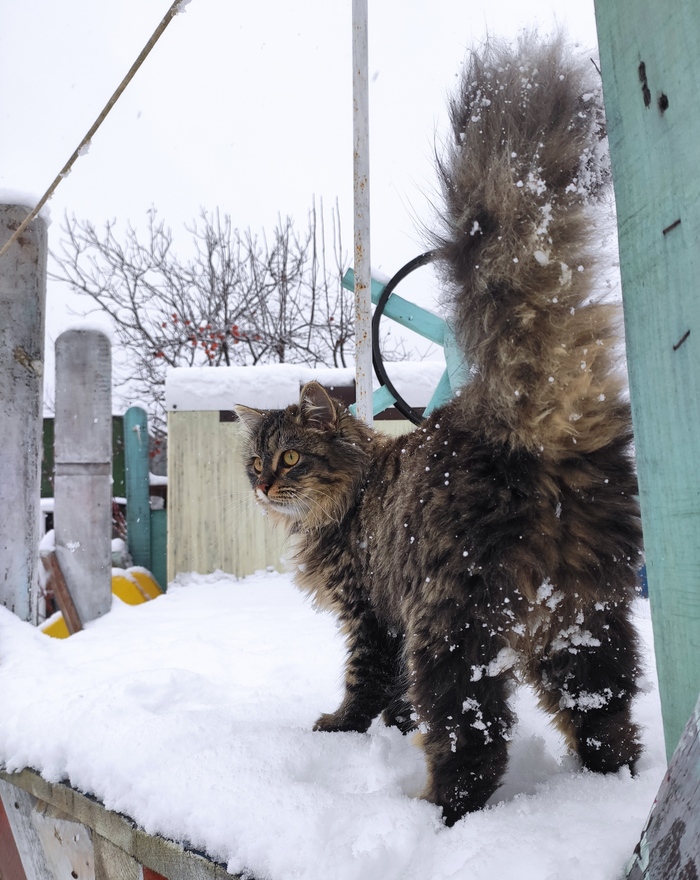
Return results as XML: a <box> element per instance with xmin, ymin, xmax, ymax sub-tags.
<box><xmin>371</xmin><ymin>250</ymin><xmax>437</xmax><ymax>426</ymax></box>
<box><xmin>0</xmin><ymin>0</ymin><xmax>189</xmax><ymax>262</ymax></box>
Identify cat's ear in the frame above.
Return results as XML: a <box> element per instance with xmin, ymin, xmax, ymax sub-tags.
<box><xmin>299</xmin><ymin>381</ymin><xmax>337</xmax><ymax>432</ymax></box>
<box><xmin>234</xmin><ymin>404</ymin><xmax>265</xmax><ymax>434</ymax></box>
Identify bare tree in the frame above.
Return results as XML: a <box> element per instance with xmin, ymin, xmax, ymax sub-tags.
<box><xmin>50</xmin><ymin>200</ymin><xmax>358</xmax><ymax>431</ymax></box>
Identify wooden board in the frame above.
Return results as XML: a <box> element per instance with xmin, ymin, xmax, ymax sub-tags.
<box><xmin>167</xmin><ymin>411</ymin><xmax>415</xmax><ymax>581</ymax></box>
<box><xmin>594</xmin><ymin>0</ymin><xmax>700</xmax><ymax>757</ymax></box>
<box><xmin>626</xmin><ymin>693</ymin><xmax>700</xmax><ymax>878</ymax></box>
<box><xmin>0</xmin><ymin>770</ymin><xmax>241</xmax><ymax>880</ymax></box>
<box><xmin>0</xmin><ymin>787</ymin><xmax>28</xmax><ymax>880</ymax></box>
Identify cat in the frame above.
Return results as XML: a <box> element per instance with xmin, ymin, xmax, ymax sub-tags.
<box><xmin>234</xmin><ymin>34</ymin><xmax>643</xmax><ymax>827</ymax></box>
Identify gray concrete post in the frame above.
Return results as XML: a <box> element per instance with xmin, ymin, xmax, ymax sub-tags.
<box><xmin>54</xmin><ymin>329</ymin><xmax>112</xmax><ymax>624</ymax></box>
<box><xmin>0</xmin><ymin>205</ymin><xmax>47</xmax><ymax>622</ymax></box>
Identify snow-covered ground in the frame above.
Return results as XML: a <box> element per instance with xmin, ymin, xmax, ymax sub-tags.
<box><xmin>0</xmin><ymin>570</ymin><xmax>664</xmax><ymax>880</ymax></box>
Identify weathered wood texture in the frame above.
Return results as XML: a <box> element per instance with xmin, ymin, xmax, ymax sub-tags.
<box><xmin>167</xmin><ymin>412</ymin><xmax>414</xmax><ymax>581</ymax></box>
<box><xmin>0</xmin><ymin>204</ymin><xmax>47</xmax><ymax>622</ymax></box>
<box><xmin>124</xmin><ymin>407</ymin><xmax>152</xmax><ymax>572</ymax></box>
<box><xmin>0</xmin><ymin>782</ymin><xmax>29</xmax><ymax>880</ymax></box>
<box><xmin>594</xmin><ymin>0</ymin><xmax>700</xmax><ymax>757</ymax></box>
<box><xmin>0</xmin><ymin>770</ymin><xmax>241</xmax><ymax>880</ymax></box>
<box><xmin>0</xmin><ymin>779</ymin><xmax>54</xmax><ymax>880</ymax></box>
<box><xmin>54</xmin><ymin>330</ymin><xmax>113</xmax><ymax>624</ymax></box>
<box><xmin>41</xmin><ymin>550</ymin><xmax>83</xmax><ymax>633</ymax></box>
<box><xmin>626</xmin><ymin>692</ymin><xmax>700</xmax><ymax>878</ymax></box>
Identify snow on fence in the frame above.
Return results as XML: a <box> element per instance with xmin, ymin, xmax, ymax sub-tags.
<box><xmin>164</xmin><ymin>363</ymin><xmax>444</xmax><ymax>580</ymax></box>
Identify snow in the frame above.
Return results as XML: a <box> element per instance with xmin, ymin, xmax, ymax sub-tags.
<box><xmin>0</xmin><ymin>569</ymin><xmax>665</xmax><ymax>880</ymax></box>
<box><xmin>165</xmin><ymin>362</ymin><xmax>449</xmax><ymax>412</ymax></box>
<box><xmin>0</xmin><ymin>188</ymin><xmax>51</xmax><ymax>224</ymax></box>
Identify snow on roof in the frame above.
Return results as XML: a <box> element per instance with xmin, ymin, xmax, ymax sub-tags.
<box><xmin>165</xmin><ymin>361</ymin><xmax>448</xmax><ymax>412</ymax></box>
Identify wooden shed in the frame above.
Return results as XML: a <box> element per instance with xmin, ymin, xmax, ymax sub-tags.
<box><xmin>164</xmin><ymin>363</ymin><xmax>445</xmax><ymax>581</ymax></box>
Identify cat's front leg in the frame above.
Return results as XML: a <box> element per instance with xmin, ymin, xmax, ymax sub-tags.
<box><xmin>314</xmin><ymin>612</ymin><xmax>401</xmax><ymax>733</ymax></box>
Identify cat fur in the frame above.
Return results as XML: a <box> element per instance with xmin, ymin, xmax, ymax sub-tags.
<box><xmin>234</xmin><ymin>34</ymin><xmax>643</xmax><ymax>827</ymax></box>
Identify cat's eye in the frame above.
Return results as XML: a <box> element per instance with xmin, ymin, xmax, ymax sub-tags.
<box><xmin>253</xmin><ymin>457</ymin><xmax>263</xmax><ymax>474</ymax></box>
<box><xmin>283</xmin><ymin>449</ymin><xmax>300</xmax><ymax>467</ymax></box>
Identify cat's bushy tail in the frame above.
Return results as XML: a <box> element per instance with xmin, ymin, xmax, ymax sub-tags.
<box><xmin>435</xmin><ymin>34</ymin><xmax>626</xmax><ymax>456</ymax></box>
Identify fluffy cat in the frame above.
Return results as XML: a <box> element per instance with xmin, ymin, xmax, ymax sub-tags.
<box><xmin>234</xmin><ymin>34</ymin><xmax>643</xmax><ymax>826</ymax></box>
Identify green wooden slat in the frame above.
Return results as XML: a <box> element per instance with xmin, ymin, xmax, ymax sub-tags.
<box><xmin>349</xmin><ymin>384</ymin><xmax>398</xmax><ymax>418</ymax></box>
<box><xmin>124</xmin><ymin>406</ymin><xmax>151</xmax><ymax>571</ymax></box>
<box><xmin>595</xmin><ymin>0</ymin><xmax>700</xmax><ymax>758</ymax></box>
<box><xmin>342</xmin><ymin>268</ymin><xmax>446</xmax><ymax>345</ymax></box>
<box><xmin>423</xmin><ymin>369</ymin><xmax>454</xmax><ymax>418</ymax></box>
<box><xmin>150</xmin><ymin>509</ymin><xmax>167</xmax><ymax>591</ymax></box>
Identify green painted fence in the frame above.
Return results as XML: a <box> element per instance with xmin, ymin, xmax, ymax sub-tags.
<box><xmin>595</xmin><ymin>0</ymin><xmax>700</xmax><ymax>759</ymax></box>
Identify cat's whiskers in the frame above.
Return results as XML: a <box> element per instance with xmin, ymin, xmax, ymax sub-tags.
<box><xmin>295</xmin><ymin>490</ymin><xmax>342</xmax><ymax>527</ymax></box>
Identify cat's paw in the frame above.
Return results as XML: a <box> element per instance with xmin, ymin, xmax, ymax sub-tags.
<box><xmin>313</xmin><ymin>711</ymin><xmax>370</xmax><ymax>733</ymax></box>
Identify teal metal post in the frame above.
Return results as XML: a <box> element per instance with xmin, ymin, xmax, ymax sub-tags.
<box><xmin>124</xmin><ymin>406</ymin><xmax>151</xmax><ymax>571</ymax></box>
<box><xmin>595</xmin><ymin>0</ymin><xmax>700</xmax><ymax>758</ymax></box>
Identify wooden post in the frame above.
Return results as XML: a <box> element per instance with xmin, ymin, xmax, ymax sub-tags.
<box><xmin>0</xmin><ymin>204</ymin><xmax>47</xmax><ymax>622</ymax></box>
<box><xmin>124</xmin><ymin>406</ymin><xmax>152</xmax><ymax>571</ymax></box>
<box><xmin>54</xmin><ymin>329</ymin><xmax>112</xmax><ymax>624</ymax></box>
<box><xmin>594</xmin><ymin>0</ymin><xmax>700</xmax><ymax>757</ymax></box>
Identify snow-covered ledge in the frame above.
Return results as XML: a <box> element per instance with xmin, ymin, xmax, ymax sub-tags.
<box><xmin>164</xmin><ymin>362</ymin><xmax>447</xmax><ymax>413</ymax></box>
<box><xmin>0</xmin><ymin>768</ymin><xmax>236</xmax><ymax>880</ymax></box>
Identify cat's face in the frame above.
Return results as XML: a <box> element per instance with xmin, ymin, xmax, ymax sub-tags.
<box><xmin>234</xmin><ymin>382</ymin><xmax>371</xmax><ymax>529</ymax></box>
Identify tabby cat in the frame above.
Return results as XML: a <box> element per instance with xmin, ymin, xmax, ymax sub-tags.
<box><xmin>235</xmin><ymin>35</ymin><xmax>643</xmax><ymax>826</ymax></box>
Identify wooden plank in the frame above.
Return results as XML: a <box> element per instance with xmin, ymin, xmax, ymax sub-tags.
<box><xmin>594</xmin><ymin>0</ymin><xmax>700</xmax><ymax>757</ymax></box>
<box><xmin>94</xmin><ymin>834</ymin><xmax>140</xmax><ymax>880</ymax></box>
<box><xmin>0</xmin><ymin>204</ymin><xmax>47</xmax><ymax>623</ymax></box>
<box><xmin>0</xmin><ymin>770</ymin><xmax>241</xmax><ymax>880</ymax></box>
<box><xmin>0</xmin><ymin>779</ymin><xmax>54</xmax><ymax>880</ymax></box>
<box><xmin>167</xmin><ymin>411</ymin><xmax>288</xmax><ymax>581</ymax></box>
<box><xmin>124</xmin><ymin>407</ymin><xmax>152</xmax><ymax>572</ymax></box>
<box><xmin>40</xmin><ymin>550</ymin><xmax>83</xmax><ymax>634</ymax></box>
<box><xmin>150</xmin><ymin>509</ymin><xmax>168</xmax><ymax>591</ymax></box>
<box><xmin>31</xmin><ymin>800</ymin><xmax>95</xmax><ymax>879</ymax></box>
<box><xmin>342</xmin><ymin>267</ymin><xmax>447</xmax><ymax>345</ymax></box>
<box><xmin>0</xmin><ymin>786</ymin><xmax>28</xmax><ymax>880</ymax></box>
<box><xmin>54</xmin><ymin>329</ymin><xmax>113</xmax><ymax>624</ymax></box>
<box><xmin>626</xmin><ymin>691</ymin><xmax>700</xmax><ymax>877</ymax></box>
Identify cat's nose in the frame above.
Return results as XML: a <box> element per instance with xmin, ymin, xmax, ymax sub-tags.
<box><xmin>257</xmin><ymin>483</ymin><xmax>270</xmax><ymax>496</ymax></box>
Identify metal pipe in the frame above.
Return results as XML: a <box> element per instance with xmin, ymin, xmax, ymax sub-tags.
<box><xmin>352</xmin><ymin>0</ymin><xmax>373</xmax><ymax>425</ymax></box>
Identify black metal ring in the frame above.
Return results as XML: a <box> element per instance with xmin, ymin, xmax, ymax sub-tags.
<box><xmin>371</xmin><ymin>250</ymin><xmax>437</xmax><ymax>426</ymax></box>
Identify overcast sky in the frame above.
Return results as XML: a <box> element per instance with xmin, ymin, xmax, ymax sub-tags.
<box><xmin>0</xmin><ymin>0</ymin><xmax>599</xmax><ymax>399</ymax></box>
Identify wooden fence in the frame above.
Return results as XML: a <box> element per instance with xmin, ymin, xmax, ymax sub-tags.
<box><xmin>166</xmin><ymin>398</ymin><xmax>414</xmax><ymax>582</ymax></box>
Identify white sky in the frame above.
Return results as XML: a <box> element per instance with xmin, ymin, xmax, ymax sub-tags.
<box><xmin>0</xmin><ymin>0</ymin><xmax>599</xmax><ymax>393</ymax></box>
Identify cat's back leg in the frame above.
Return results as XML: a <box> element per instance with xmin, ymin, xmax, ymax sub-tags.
<box><xmin>527</xmin><ymin>584</ymin><xmax>642</xmax><ymax>774</ymax></box>
<box><xmin>405</xmin><ymin>597</ymin><xmax>517</xmax><ymax>825</ymax></box>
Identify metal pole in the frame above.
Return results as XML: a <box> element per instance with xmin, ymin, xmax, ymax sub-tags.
<box><xmin>352</xmin><ymin>0</ymin><xmax>373</xmax><ymax>425</ymax></box>
<box><xmin>0</xmin><ymin>205</ymin><xmax>47</xmax><ymax>622</ymax></box>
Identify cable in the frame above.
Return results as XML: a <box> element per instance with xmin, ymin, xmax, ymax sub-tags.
<box><xmin>0</xmin><ymin>0</ymin><xmax>188</xmax><ymax>262</ymax></box>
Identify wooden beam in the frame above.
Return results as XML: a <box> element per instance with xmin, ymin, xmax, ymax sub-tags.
<box><xmin>0</xmin><ymin>786</ymin><xmax>28</xmax><ymax>880</ymax></box>
<box><xmin>0</xmin><ymin>780</ymin><xmax>54</xmax><ymax>880</ymax></box>
<box><xmin>0</xmin><ymin>770</ymin><xmax>242</xmax><ymax>880</ymax></box>
<box><xmin>594</xmin><ymin>0</ymin><xmax>700</xmax><ymax>757</ymax></box>
<box><xmin>124</xmin><ymin>407</ymin><xmax>152</xmax><ymax>572</ymax></box>
<box><xmin>41</xmin><ymin>551</ymin><xmax>83</xmax><ymax>635</ymax></box>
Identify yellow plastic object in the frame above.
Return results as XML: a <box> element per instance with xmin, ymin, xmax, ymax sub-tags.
<box><xmin>111</xmin><ymin>568</ymin><xmax>163</xmax><ymax>605</ymax></box>
<box><xmin>40</xmin><ymin>568</ymin><xmax>163</xmax><ymax>639</ymax></box>
<box><xmin>40</xmin><ymin>611</ymin><xmax>71</xmax><ymax>639</ymax></box>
